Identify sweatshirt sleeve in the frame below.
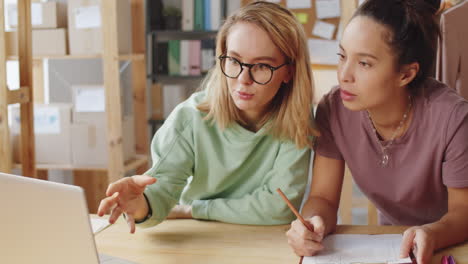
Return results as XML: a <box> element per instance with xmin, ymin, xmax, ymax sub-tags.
<box><xmin>191</xmin><ymin>143</ymin><xmax>311</xmax><ymax>225</ymax></box>
<box><xmin>137</xmin><ymin>110</ymin><xmax>195</xmax><ymax>228</ymax></box>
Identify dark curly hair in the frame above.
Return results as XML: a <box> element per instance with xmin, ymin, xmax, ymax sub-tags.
<box><xmin>353</xmin><ymin>0</ymin><xmax>441</xmax><ymax>94</ymax></box>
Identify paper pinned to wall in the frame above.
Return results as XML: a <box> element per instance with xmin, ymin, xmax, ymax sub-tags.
<box><xmin>286</xmin><ymin>0</ymin><xmax>312</xmax><ymax>9</ymax></box>
<box><xmin>312</xmin><ymin>20</ymin><xmax>336</xmax><ymax>40</ymax></box>
<box><xmin>74</xmin><ymin>6</ymin><xmax>101</xmax><ymax>29</ymax></box>
<box><xmin>308</xmin><ymin>39</ymin><xmax>339</xmax><ymax>65</ymax></box>
<box><xmin>303</xmin><ymin>234</ymin><xmax>412</xmax><ymax>264</ymax></box>
<box><xmin>316</xmin><ymin>0</ymin><xmax>341</xmax><ymax>19</ymax></box>
<box><xmin>295</xmin><ymin>13</ymin><xmax>309</xmax><ymax>24</ymax></box>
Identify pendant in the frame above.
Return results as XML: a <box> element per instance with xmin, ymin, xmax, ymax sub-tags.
<box><xmin>380</xmin><ymin>153</ymin><xmax>389</xmax><ymax>167</ymax></box>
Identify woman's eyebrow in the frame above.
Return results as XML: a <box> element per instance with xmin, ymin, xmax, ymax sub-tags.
<box><xmin>228</xmin><ymin>50</ymin><xmax>277</xmax><ymax>63</ymax></box>
<box><xmin>339</xmin><ymin>44</ymin><xmax>379</xmax><ymax>60</ymax></box>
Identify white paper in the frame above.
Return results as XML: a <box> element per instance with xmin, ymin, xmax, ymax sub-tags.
<box><xmin>303</xmin><ymin>234</ymin><xmax>412</xmax><ymax>264</ymax></box>
<box><xmin>308</xmin><ymin>39</ymin><xmax>339</xmax><ymax>65</ymax></box>
<box><xmin>91</xmin><ymin>218</ymin><xmax>111</xmax><ymax>235</ymax></box>
<box><xmin>316</xmin><ymin>0</ymin><xmax>341</xmax><ymax>19</ymax></box>
<box><xmin>74</xmin><ymin>6</ymin><xmax>101</xmax><ymax>29</ymax></box>
<box><xmin>266</xmin><ymin>0</ymin><xmax>281</xmax><ymax>3</ymax></box>
<box><xmin>312</xmin><ymin>20</ymin><xmax>336</xmax><ymax>40</ymax></box>
<box><xmin>7</xmin><ymin>3</ymin><xmax>43</xmax><ymax>27</ymax></box>
<box><xmin>74</xmin><ymin>87</ymin><xmax>106</xmax><ymax>112</ymax></box>
<box><xmin>34</xmin><ymin>106</ymin><xmax>61</xmax><ymax>134</ymax></box>
<box><xmin>286</xmin><ymin>0</ymin><xmax>312</xmax><ymax>9</ymax></box>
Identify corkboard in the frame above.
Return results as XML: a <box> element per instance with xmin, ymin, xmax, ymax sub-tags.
<box><xmin>241</xmin><ymin>0</ymin><xmax>341</xmax><ymax>40</ymax></box>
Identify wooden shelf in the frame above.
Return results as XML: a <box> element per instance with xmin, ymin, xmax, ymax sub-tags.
<box><xmin>13</xmin><ymin>154</ymin><xmax>149</xmax><ymax>173</ymax></box>
<box><xmin>7</xmin><ymin>53</ymin><xmax>145</xmax><ymax>61</ymax></box>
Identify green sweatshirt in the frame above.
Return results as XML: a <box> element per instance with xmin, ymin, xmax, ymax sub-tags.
<box><xmin>139</xmin><ymin>91</ymin><xmax>311</xmax><ymax>227</ymax></box>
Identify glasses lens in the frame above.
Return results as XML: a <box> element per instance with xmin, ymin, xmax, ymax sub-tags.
<box><xmin>251</xmin><ymin>64</ymin><xmax>273</xmax><ymax>84</ymax></box>
<box><xmin>220</xmin><ymin>57</ymin><xmax>241</xmax><ymax>78</ymax></box>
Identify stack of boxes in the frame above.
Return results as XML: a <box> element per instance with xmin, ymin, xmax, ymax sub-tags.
<box><xmin>8</xmin><ymin>0</ymin><xmax>136</xmax><ymax>167</ymax></box>
<box><xmin>6</xmin><ymin>1</ymin><xmax>68</xmax><ymax>56</ymax></box>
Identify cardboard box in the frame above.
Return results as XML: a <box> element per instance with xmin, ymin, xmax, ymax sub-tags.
<box><xmin>7</xmin><ymin>2</ymin><xmax>67</xmax><ymax>29</ymax></box>
<box><xmin>71</xmin><ymin>85</ymin><xmax>130</xmax><ymax>123</ymax></box>
<box><xmin>71</xmin><ymin>115</ymin><xmax>136</xmax><ymax>166</ymax></box>
<box><xmin>6</xmin><ymin>29</ymin><xmax>67</xmax><ymax>56</ymax></box>
<box><xmin>67</xmin><ymin>0</ymin><xmax>132</xmax><ymax>55</ymax></box>
<box><xmin>9</xmin><ymin>104</ymin><xmax>73</xmax><ymax>165</ymax></box>
<box><xmin>70</xmin><ymin>85</ymin><xmax>135</xmax><ymax>166</ymax></box>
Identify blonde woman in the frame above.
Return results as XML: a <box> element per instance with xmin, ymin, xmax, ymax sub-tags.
<box><xmin>98</xmin><ymin>1</ymin><xmax>319</xmax><ymax>232</ymax></box>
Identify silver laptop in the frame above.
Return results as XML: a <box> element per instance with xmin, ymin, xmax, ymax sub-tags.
<box><xmin>0</xmin><ymin>172</ymin><xmax>135</xmax><ymax>264</ymax></box>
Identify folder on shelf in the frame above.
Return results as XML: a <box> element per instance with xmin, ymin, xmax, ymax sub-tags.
<box><xmin>204</xmin><ymin>0</ymin><xmax>211</xmax><ymax>31</ymax></box>
<box><xmin>210</xmin><ymin>0</ymin><xmax>223</xmax><ymax>30</ymax></box>
<box><xmin>201</xmin><ymin>38</ymin><xmax>215</xmax><ymax>73</ymax></box>
<box><xmin>155</xmin><ymin>42</ymin><xmax>168</xmax><ymax>75</ymax></box>
<box><xmin>180</xmin><ymin>40</ymin><xmax>190</xmax><ymax>76</ymax></box>
<box><xmin>189</xmin><ymin>40</ymin><xmax>202</xmax><ymax>76</ymax></box>
<box><xmin>194</xmin><ymin>0</ymin><xmax>204</xmax><ymax>31</ymax></box>
<box><xmin>168</xmin><ymin>40</ymin><xmax>181</xmax><ymax>76</ymax></box>
<box><xmin>182</xmin><ymin>0</ymin><xmax>194</xmax><ymax>31</ymax></box>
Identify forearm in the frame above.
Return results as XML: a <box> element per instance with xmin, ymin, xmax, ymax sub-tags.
<box><xmin>423</xmin><ymin>208</ymin><xmax>468</xmax><ymax>250</ymax></box>
<box><xmin>301</xmin><ymin>195</ymin><xmax>338</xmax><ymax>235</ymax></box>
<box><xmin>192</xmin><ymin>193</ymin><xmax>299</xmax><ymax>225</ymax></box>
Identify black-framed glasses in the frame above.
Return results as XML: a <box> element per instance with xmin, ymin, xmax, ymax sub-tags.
<box><xmin>218</xmin><ymin>55</ymin><xmax>288</xmax><ymax>85</ymax></box>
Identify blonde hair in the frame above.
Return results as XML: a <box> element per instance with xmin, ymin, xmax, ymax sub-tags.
<box><xmin>197</xmin><ymin>1</ymin><xmax>319</xmax><ymax>148</ymax></box>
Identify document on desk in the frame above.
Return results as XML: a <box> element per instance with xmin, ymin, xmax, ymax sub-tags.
<box><xmin>303</xmin><ymin>234</ymin><xmax>412</xmax><ymax>264</ymax></box>
<box><xmin>91</xmin><ymin>218</ymin><xmax>111</xmax><ymax>235</ymax></box>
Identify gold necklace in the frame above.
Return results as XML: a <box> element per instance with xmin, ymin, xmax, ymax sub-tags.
<box><xmin>367</xmin><ymin>96</ymin><xmax>412</xmax><ymax>167</ymax></box>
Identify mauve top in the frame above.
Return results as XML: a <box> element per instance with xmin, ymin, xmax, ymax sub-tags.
<box><xmin>315</xmin><ymin>78</ymin><xmax>468</xmax><ymax>225</ymax></box>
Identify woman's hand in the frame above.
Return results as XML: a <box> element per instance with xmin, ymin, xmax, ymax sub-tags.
<box><xmin>400</xmin><ymin>226</ymin><xmax>436</xmax><ymax>264</ymax></box>
<box><xmin>97</xmin><ymin>175</ymin><xmax>157</xmax><ymax>233</ymax></box>
<box><xmin>286</xmin><ymin>216</ymin><xmax>326</xmax><ymax>257</ymax></box>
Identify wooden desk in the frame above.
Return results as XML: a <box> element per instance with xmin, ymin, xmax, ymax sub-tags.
<box><xmin>94</xmin><ymin>218</ymin><xmax>468</xmax><ymax>264</ymax></box>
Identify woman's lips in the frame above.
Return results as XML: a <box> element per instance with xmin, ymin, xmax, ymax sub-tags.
<box><xmin>340</xmin><ymin>89</ymin><xmax>356</xmax><ymax>101</ymax></box>
<box><xmin>237</xmin><ymin>91</ymin><xmax>254</xmax><ymax>100</ymax></box>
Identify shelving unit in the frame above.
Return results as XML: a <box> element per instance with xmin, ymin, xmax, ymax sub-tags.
<box><xmin>147</xmin><ymin>29</ymin><xmax>217</xmax><ymax>134</ymax></box>
<box><xmin>0</xmin><ymin>0</ymin><xmax>150</xmax><ymax>213</ymax></box>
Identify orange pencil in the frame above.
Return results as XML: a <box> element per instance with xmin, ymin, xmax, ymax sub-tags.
<box><xmin>276</xmin><ymin>188</ymin><xmax>314</xmax><ymax>264</ymax></box>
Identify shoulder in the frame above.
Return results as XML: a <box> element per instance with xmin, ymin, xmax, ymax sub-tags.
<box><xmin>420</xmin><ymin>79</ymin><xmax>468</xmax><ymax>115</ymax></box>
<box><xmin>165</xmin><ymin>91</ymin><xmax>208</xmax><ymax>132</ymax></box>
<box><xmin>418</xmin><ymin>79</ymin><xmax>468</xmax><ymax>133</ymax></box>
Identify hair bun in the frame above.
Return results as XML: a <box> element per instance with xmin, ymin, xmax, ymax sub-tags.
<box><xmin>423</xmin><ymin>0</ymin><xmax>442</xmax><ymax>14</ymax></box>
<box><xmin>403</xmin><ymin>0</ymin><xmax>441</xmax><ymax>15</ymax></box>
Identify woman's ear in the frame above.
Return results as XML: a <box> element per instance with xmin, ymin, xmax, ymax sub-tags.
<box><xmin>399</xmin><ymin>62</ymin><xmax>419</xmax><ymax>87</ymax></box>
<box><xmin>283</xmin><ymin>64</ymin><xmax>293</xmax><ymax>84</ymax></box>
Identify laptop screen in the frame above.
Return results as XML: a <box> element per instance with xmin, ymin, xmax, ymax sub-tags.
<box><xmin>0</xmin><ymin>172</ymin><xmax>100</xmax><ymax>264</ymax></box>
